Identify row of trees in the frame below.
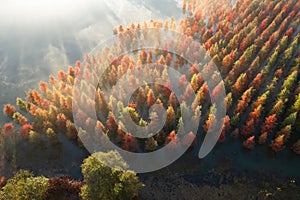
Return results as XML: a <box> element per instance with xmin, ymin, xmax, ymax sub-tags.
<box><xmin>0</xmin><ymin>151</ymin><xmax>143</xmax><ymax>200</ymax></box>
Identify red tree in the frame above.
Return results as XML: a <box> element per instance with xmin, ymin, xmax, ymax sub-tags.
<box><xmin>260</xmin><ymin>114</ymin><xmax>277</xmax><ymax>134</ymax></box>
<box><xmin>243</xmin><ymin>136</ymin><xmax>255</xmax><ymax>150</ymax></box>
<box><xmin>147</xmin><ymin>89</ymin><xmax>156</xmax><ymax>107</ymax></box>
<box><xmin>270</xmin><ymin>135</ymin><xmax>284</xmax><ymax>152</ymax></box>
<box><xmin>3</xmin><ymin>104</ymin><xmax>15</xmax><ymax>118</ymax></box>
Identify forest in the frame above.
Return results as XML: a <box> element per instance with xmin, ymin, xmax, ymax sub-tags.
<box><xmin>0</xmin><ymin>0</ymin><xmax>300</xmax><ymax>199</ymax></box>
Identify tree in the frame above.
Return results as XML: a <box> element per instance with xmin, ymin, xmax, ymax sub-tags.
<box><xmin>39</xmin><ymin>81</ymin><xmax>48</xmax><ymax>93</ymax></box>
<box><xmin>147</xmin><ymin>89</ymin><xmax>155</xmax><ymax>107</ymax></box>
<box><xmin>281</xmin><ymin>112</ymin><xmax>297</xmax><ymax>128</ymax></box>
<box><xmin>0</xmin><ymin>170</ymin><xmax>48</xmax><ymax>200</ymax></box>
<box><xmin>56</xmin><ymin>113</ymin><xmax>67</xmax><ymax>132</ymax></box>
<box><xmin>258</xmin><ymin>132</ymin><xmax>268</xmax><ymax>145</ymax></box>
<box><xmin>241</xmin><ymin>118</ymin><xmax>255</xmax><ymax>137</ymax></box>
<box><xmin>219</xmin><ymin>115</ymin><xmax>230</xmax><ymax>142</ymax></box>
<box><xmin>3</xmin><ymin>104</ymin><xmax>15</xmax><ymax>118</ymax></box>
<box><xmin>203</xmin><ymin>105</ymin><xmax>216</xmax><ymax>132</ymax></box>
<box><xmin>57</xmin><ymin>70</ymin><xmax>67</xmax><ymax>81</ymax></box>
<box><xmin>270</xmin><ymin>135</ymin><xmax>285</xmax><ymax>152</ymax></box>
<box><xmin>28</xmin><ymin>130</ymin><xmax>42</xmax><ymax>146</ymax></box>
<box><xmin>243</xmin><ymin>136</ymin><xmax>255</xmax><ymax>150</ymax></box>
<box><xmin>165</xmin><ymin>105</ymin><xmax>176</xmax><ymax>131</ymax></box>
<box><xmin>80</xmin><ymin>151</ymin><xmax>144</xmax><ymax>200</ymax></box>
<box><xmin>16</xmin><ymin>97</ymin><xmax>27</xmax><ymax>112</ymax></box>
<box><xmin>234</xmin><ymin>87</ymin><xmax>253</xmax><ymax>115</ymax></box>
<box><xmin>222</xmin><ymin>53</ymin><xmax>234</xmax><ymax>73</ymax></box>
<box><xmin>276</xmin><ymin>125</ymin><xmax>291</xmax><ymax>143</ymax></box>
<box><xmin>232</xmin><ymin>73</ymin><xmax>248</xmax><ymax>97</ymax></box>
<box><xmin>289</xmin><ymin>94</ymin><xmax>300</xmax><ymax>114</ymax></box>
<box><xmin>106</xmin><ymin>112</ymin><xmax>118</xmax><ymax>133</ymax></box>
<box><xmin>260</xmin><ymin>114</ymin><xmax>277</xmax><ymax>134</ymax></box>
<box><xmin>292</xmin><ymin>140</ymin><xmax>300</xmax><ymax>154</ymax></box>
<box><xmin>121</xmin><ymin>133</ymin><xmax>136</xmax><ymax>152</ymax></box>
<box><xmin>250</xmin><ymin>73</ymin><xmax>262</xmax><ymax>90</ymax></box>
<box><xmin>46</xmin><ymin>128</ymin><xmax>59</xmax><ymax>145</ymax></box>
<box><xmin>165</xmin><ymin>130</ymin><xmax>179</xmax><ymax>148</ymax></box>
<box><xmin>270</xmin><ymin>99</ymin><xmax>284</xmax><ymax>115</ymax></box>
<box><xmin>191</xmin><ymin>74</ymin><xmax>199</xmax><ymax>91</ymax></box>
<box><xmin>145</xmin><ymin>137</ymin><xmax>158</xmax><ymax>151</ymax></box>
<box><xmin>225</xmin><ymin>93</ymin><xmax>233</xmax><ymax>110</ymax></box>
<box><xmin>19</xmin><ymin>124</ymin><xmax>33</xmax><ymax>140</ymax></box>
<box><xmin>168</xmin><ymin>92</ymin><xmax>178</xmax><ymax>108</ymax></box>
<box><xmin>66</xmin><ymin>120</ymin><xmax>78</xmax><ymax>140</ymax></box>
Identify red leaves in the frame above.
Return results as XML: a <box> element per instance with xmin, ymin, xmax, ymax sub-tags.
<box><xmin>106</xmin><ymin>113</ymin><xmax>118</xmax><ymax>133</ymax></box>
<box><xmin>166</xmin><ymin>106</ymin><xmax>176</xmax><ymax>131</ymax></box>
<box><xmin>241</xmin><ymin>118</ymin><xmax>254</xmax><ymax>137</ymax></box>
<box><xmin>121</xmin><ymin>133</ymin><xmax>136</xmax><ymax>152</ymax></box>
<box><xmin>194</xmin><ymin>9</ymin><xmax>202</xmax><ymax>21</ymax></box>
<box><xmin>258</xmin><ymin>114</ymin><xmax>277</xmax><ymax>145</ymax></box>
<box><xmin>46</xmin><ymin>177</ymin><xmax>82</xmax><ymax>200</ymax></box>
<box><xmin>243</xmin><ymin>136</ymin><xmax>255</xmax><ymax>150</ymax></box>
<box><xmin>0</xmin><ymin>176</ymin><xmax>6</xmax><ymax>188</ymax></box>
<box><xmin>205</xmin><ymin>39</ymin><xmax>212</xmax><ymax>50</ymax></box>
<box><xmin>165</xmin><ymin>130</ymin><xmax>179</xmax><ymax>148</ymax></box>
<box><xmin>27</xmin><ymin>90</ymin><xmax>43</xmax><ymax>106</ymax></box>
<box><xmin>239</xmin><ymin>37</ymin><xmax>249</xmax><ymax>52</ymax></box>
<box><xmin>203</xmin><ymin>113</ymin><xmax>216</xmax><ymax>133</ymax></box>
<box><xmin>218</xmin><ymin>115</ymin><xmax>230</xmax><ymax>142</ymax></box>
<box><xmin>234</xmin><ymin>87</ymin><xmax>253</xmax><ymax>115</ymax></box>
<box><xmin>285</xmin><ymin>27</ymin><xmax>293</xmax><ymax>38</ymax></box>
<box><xmin>168</xmin><ymin>92</ymin><xmax>178</xmax><ymax>108</ymax></box>
<box><xmin>39</xmin><ymin>81</ymin><xmax>48</xmax><ymax>92</ymax></box>
<box><xmin>68</xmin><ymin>66</ymin><xmax>75</xmax><ymax>77</ymax></box>
<box><xmin>192</xmin><ymin>22</ymin><xmax>198</xmax><ymax>34</ymax></box>
<box><xmin>19</xmin><ymin>124</ymin><xmax>33</xmax><ymax>139</ymax></box>
<box><xmin>250</xmin><ymin>73</ymin><xmax>262</xmax><ymax>91</ymax></box>
<box><xmin>66</xmin><ymin>120</ymin><xmax>78</xmax><ymax>140</ymax></box>
<box><xmin>258</xmin><ymin>132</ymin><xmax>268</xmax><ymax>145</ymax></box>
<box><xmin>3</xmin><ymin>123</ymin><xmax>15</xmax><ymax>135</ymax></box>
<box><xmin>222</xmin><ymin>53</ymin><xmax>234</xmax><ymax>72</ymax></box>
<box><xmin>128</xmin><ymin>103</ymin><xmax>137</xmax><ymax>110</ymax></box>
<box><xmin>211</xmin><ymin>81</ymin><xmax>224</xmax><ymax>102</ymax></box>
<box><xmin>260</xmin><ymin>114</ymin><xmax>277</xmax><ymax>134</ymax></box>
<box><xmin>57</xmin><ymin>113</ymin><xmax>67</xmax><ymax>132</ymax></box>
<box><xmin>179</xmin><ymin>74</ymin><xmax>187</xmax><ymax>87</ymax></box>
<box><xmin>57</xmin><ymin>70</ymin><xmax>67</xmax><ymax>81</ymax></box>
<box><xmin>146</xmin><ymin>89</ymin><xmax>155</xmax><ymax>107</ymax></box>
<box><xmin>3</xmin><ymin>104</ymin><xmax>15</xmax><ymax>118</ymax></box>
<box><xmin>185</xmin><ymin>27</ymin><xmax>192</xmax><ymax>37</ymax></box>
<box><xmin>258</xmin><ymin>19</ymin><xmax>268</xmax><ymax>33</ymax></box>
<box><xmin>270</xmin><ymin>135</ymin><xmax>284</xmax><ymax>152</ymax></box>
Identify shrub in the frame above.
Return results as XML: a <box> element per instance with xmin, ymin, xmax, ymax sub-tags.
<box><xmin>45</xmin><ymin>176</ymin><xmax>82</xmax><ymax>200</ymax></box>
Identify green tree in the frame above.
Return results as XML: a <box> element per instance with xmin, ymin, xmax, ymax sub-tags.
<box><xmin>145</xmin><ymin>137</ymin><xmax>158</xmax><ymax>151</ymax></box>
<box><xmin>0</xmin><ymin>170</ymin><xmax>48</xmax><ymax>200</ymax></box>
<box><xmin>80</xmin><ymin>151</ymin><xmax>144</xmax><ymax>200</ymax></box>
<box><xmin>281</xmin><ymin>112</ymin><xmax>297</xmax><ymax>128</ymax></box>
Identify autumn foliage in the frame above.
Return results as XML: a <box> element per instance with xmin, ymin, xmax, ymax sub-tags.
<box><xmin>0</xmin><ymin>0</ymin><xmax>300</xmax><ymax>157</ymax></box>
